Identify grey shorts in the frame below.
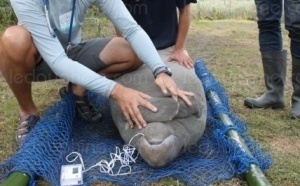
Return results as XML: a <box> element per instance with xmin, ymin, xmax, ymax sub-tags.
<box><xmin>33</xmin><ymin>38</ymin><xmax>112</xmax><ymax>81</ymax></box>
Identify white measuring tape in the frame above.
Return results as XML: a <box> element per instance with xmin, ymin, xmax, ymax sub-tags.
<box><xmin>60</xmin><ymin>133</ymin><xmax>144</xmax><ymax>186</ymax></box>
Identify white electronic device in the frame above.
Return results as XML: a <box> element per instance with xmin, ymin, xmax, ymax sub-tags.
<box><xmin>60</xmin><ymin>164</ymin><xmax>83</xmax><ymax>186</ymax></box>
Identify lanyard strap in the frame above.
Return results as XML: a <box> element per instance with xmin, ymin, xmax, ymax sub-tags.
<box><xmin>68</xmin><ymin>0</ymin><xmax>76</xmax><ymax>48</ymax></box>
<box><xmin>44</xmin><ymin>0</ymin><xmax>56</xmax><ymax>37</ymax></box>
<box><xmin>44</xmin><ymin>0</ymin><xmax>76</xmax><ymax>51</ymax></box>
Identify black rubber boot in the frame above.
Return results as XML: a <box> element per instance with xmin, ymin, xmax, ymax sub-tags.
<box><xmin>244</xmin><ymin>50</ymin><xmax>287</xmax><ymax>109</ymax></box>
<box><xmin>291</xmin><ymin>59</ymin><xmax>300</xmax><ymax>119</ymax></box>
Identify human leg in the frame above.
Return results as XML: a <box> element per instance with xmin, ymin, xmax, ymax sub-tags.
<box><xmin>59</xmin><ymin>37</ymin><xmax>142</xmax><ymax>122</ymax></box>
<box><xmin>244</xmin><ymin>0</ymin><xmax>287</xmax><ymax>109</ymax></box>
<box><xmin>255</xmin><ymin>0</ymin><xmax>283</xmax><ymax>52</ymax></box>
<box><xmin>66</xmin><ymin>37</ymin><xmax>142</xmax><ymax>94</ymax></box>
<box><xmin>0</xmin><ymin>26</ymin><xmax>41</xmax><ymax>115</ymax></box>
<box><xmin>60</xmin><ymin>37</ymin><xmax>141</xmax><ymax>95</ymax></box>
<box><xmin>285</xmin><ymin>0</ymin><xmax>300</xmax><ymax>118</ymax></box>
<box><xmin>244</xmin><ymin>50</ymin><xmax>287</xmax><ymax>109</ymax></box>
<box><xmin>98</xmin><ymin>37</ymin><xmax>142</xmax><ymax>78</ymax></box>
<box><xmin>157</xmin><ymin>46</ymin><xmax>174</xmax><ymax>62</ymax></box>
<box><xmin>291</xmin><ymin>59</ymin><xmax>300</xmax><ymax>119</ymax></box>
<box><xmin>0</xmin><ymin>26</ymin><xmax>41</xmax><ymax>143</ymax></box>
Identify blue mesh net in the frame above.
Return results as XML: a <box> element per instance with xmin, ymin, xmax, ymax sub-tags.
<box><xmin>0</xmin><ymin>60</ymin><xmax>272</xmax><ymax>186</ymax></box>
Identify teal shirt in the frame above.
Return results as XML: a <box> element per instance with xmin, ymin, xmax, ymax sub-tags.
<box><xmin>10</xmin><ymin>0</ymin><xmax>165</xmax><ymax>97</ymax></box>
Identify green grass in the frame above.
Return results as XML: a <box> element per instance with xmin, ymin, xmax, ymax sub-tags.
<box><xmin>192</xmin><ymin>1</ymin><xmax>256</xmax><ymax>20</ymax></box>
<box><xmin>0</xmin><ymin>0</ymin><xmax>10</xmax><ymax>7</ymax></box>
<box><xmin>186</xmin><ymin>20</ymin><xmax>300</xmax><ymax>186</ymax></box>
<box><xmin>0</xmin><ymin>2</ymin><xmax>17</xmax><ymax>26</ymax></box>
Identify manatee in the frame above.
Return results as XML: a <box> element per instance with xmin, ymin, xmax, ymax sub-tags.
<box><xmin>110</xmin><ymin>61</ymin><xmax>207</xmax><ymax>167</ymax></box>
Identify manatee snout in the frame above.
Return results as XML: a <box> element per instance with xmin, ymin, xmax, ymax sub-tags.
<box><xmin>136</xmin><ymin>122</ymin><xmax>183</xmax><ymax>167</ymax></box>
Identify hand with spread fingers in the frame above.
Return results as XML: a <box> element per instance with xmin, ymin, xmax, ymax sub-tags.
<box><xmin>168</xmin><ymin>49</ymin><xmax>194</xmax><ymax>69</ymax></box>
<box><xmin>110</xmin><ymin>84</ymin><xmax>158</xmax><ymax>129</ymax></box>
<box><xmin>155</xmin><ymin>73</ymin><xmax>195</xmax><ymax>106</ymax></box>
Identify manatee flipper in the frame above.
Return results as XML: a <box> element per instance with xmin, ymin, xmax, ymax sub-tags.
<box><xmin>176</xmin><ymin>96</ymin><xmax>201</xmax><ymax>118</ymax></box>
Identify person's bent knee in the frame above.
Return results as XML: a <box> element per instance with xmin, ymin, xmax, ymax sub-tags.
<box><xmin>2</xmin><ymin>26</ymin><xmax>38</xmax><ymax>64</ymax></box>
<box><xmin>2</xmin><ymin>26</ymin><xmax>32</xmax><ymax>47</ymax></box>
<box><xmin>100</xmin><ymin>37</ymin><xmax>140</xmax><ymax>67</ymax></box>
<box><xmin>130</xmin><ymin>58</ymin><xmax>142</xmax><ymax>71</ymax></box>
<box><xmin>114</xmin><ymin>37</ymin><xmax>141</xmax><ymax>69</ymax></box>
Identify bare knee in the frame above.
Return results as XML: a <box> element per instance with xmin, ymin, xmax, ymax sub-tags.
<box><xmin>1</xmin><ymin>26</ymin><xmax>38</xmax><ymax>63</ymax></box>
<box><xmin>2</xmin><ymin>26</ymin><xmax>32</xmax><ymax>51</ymax></box>
<box><xmin>100</xmin><ymin>37</ymin><xmax>140</xmax><ymax>67</ymax></box>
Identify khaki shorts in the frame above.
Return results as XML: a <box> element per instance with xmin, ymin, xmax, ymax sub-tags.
<box><xmin>157</xmin><ymin>46</ymin><xmax>175</xmax><ymax>62</ymax></box>
<box><xmin>32</xmin><ymin>38</ymin><xmax>111</xmax><ymax>81</ymax></box>
<box><xmin>157</xmin><ymin>45</ymin><xmax>188</xmax><ymax>63</ymax></box>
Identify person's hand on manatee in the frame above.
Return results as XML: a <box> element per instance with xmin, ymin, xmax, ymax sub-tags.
<box><xmin>155</xmin><ymin>73</ymin><xmax>195</xmax><ymax>106</ymax></box>
<box><xmin>110</xmin><ymin>84</ymin><xmax>158</xmax><ymax>129</ymax></box>
<box><xmin>110</xmin><ymin>74</ymin><xmax>195</xmax><ymax>129</ymax></box>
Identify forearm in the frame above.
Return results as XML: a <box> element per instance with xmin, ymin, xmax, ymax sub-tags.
<box><xmin>175</xmin><ymin>4</ymin><xmax>191</xmax><ymax>51</ymax></box>
<box><xmin>50</xmin><ymin>53</ymin><xmax>117</xmax><ymax>97</ymax></box>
